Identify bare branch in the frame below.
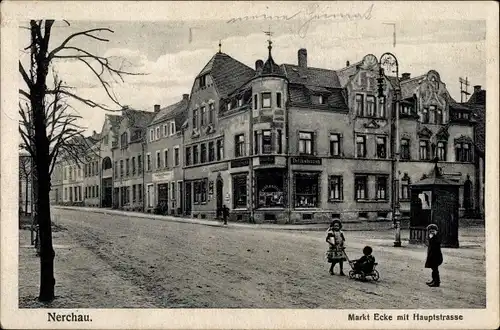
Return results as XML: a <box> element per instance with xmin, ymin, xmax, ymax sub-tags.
<box><xmin>19</xmin><ymin>62</ymin><xmax>32</xmax><ymax>88</ymax></box>
<box><xmin>47</xmin><ymin>89</ymin><xmax>123</xmax><ymax>112</ymax></box>
<box><xmin>48</xmin><ymin>28</ymin><xmax>114</xmax><ymax>60</ymax></box>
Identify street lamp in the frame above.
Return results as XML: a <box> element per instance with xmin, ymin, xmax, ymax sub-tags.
<box><xmin>378</xmin><ymin>52</ymin><xmax>402</xmax><ymax>247</ymax></box>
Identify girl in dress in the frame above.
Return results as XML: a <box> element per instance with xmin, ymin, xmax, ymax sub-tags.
<box><xmin>326</xmin><ymin>220</ymin><xmax>346</xmax><ymax>276</ymax></box>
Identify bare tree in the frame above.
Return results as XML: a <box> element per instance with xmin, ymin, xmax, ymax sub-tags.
<box><xmin>19</xmin><ymin>20</ymin><xmax>141</xmax><ymax>302</ymax></box>
<box><xmin>19</xmin><ymin>155</ymin><xmax>32</xmax><ymax>216</ymax></box>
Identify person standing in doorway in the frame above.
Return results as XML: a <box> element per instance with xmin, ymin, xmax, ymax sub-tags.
<box><xmin>425</xmin><ymin>224</ymin><xmax>443</xmax><ymax>287</ymax></box>
<box><xmin>222</xmin><ymin>204</ymin><xmax>229</xmax><ymax>225</ymax></box>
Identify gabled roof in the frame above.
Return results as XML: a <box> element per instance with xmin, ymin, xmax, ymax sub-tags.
<box><xmin>198</xmin><ymin>52</ymin><xmax>255</xmax><ymax>97</ymax></box>
<box><xmin>122</xmin><ymin>109</ymin><xmax>156</xmax><ymax>129</ymax></box>
<box><xmin>282</xmin><ymin>64</ymin><xmax>341</xmax><ymax>88</ymax></box>
<box><xmin>150</xmin><ymin>96</ymin><xmax>189</xmax><ymax>126</ymax></box>
<box><xmin>468</xmin><ymin>89</ymin><xmax>486</xmax><ymax>105</ymax></box>
<box><xmin>336</xmin><ymin>61</ymin><xmax>361</xmax><ymax>87</ymax></box>
<box><xmin>400</xmin><ymin>75</ymin><xmax>425</xmax><ymax>99</ymax></box>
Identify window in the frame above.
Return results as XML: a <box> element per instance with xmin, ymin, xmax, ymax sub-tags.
<box><xmin>298</xmin><ymin>131</ymin><xmax>313</xmax><ymax>155</ymax></box>
<box><xmin>120</xmin><ymin>160</ymin><xmax>124</xmax><ymax>177</ymax></box>
<box><xmin>378</xmin><ymin>97</ymin><xmax>386</xmax><ymax>118</ymax></box>
<box><xmin>376</xmin><ymin>136</ymin><xmax>387</xmax><ymax>158</ymax></box>
<box><xmin>262</xmin><ymin>130</ymin><xmax>272</xmax><ymax>154</ymax></box>
<box><xmin>193</xmin><ymin>145</ymin><xmax>199</xmax><ymax>164</ymax></box>
<box><xmin>201</xmin><ymin>179</ymin><xmax>207</xmax><ymax>203</ymax></box>
<box><xmin>356</xmin><ymin>135</ymin><xmax>366</xmax><ymax>158</ymax></box>
<box><xmin>253</xmin><ymin>94</ymin><xmax>258</xmax><ymax>110</ymax></box>
<box><xmin>277</xmin><ymin>129</ymin><xmax>283</xmax><ymax>154</ymax></box>
<box><xmin>185</xmin><ymin>147</ymin><xmax>191</xmax><ymax>166</ymax></box>
<box><xmin>355</xmin><ymin>175</ymin><xmax>368</xmax><ymax>200</ymax></box>
<box><xmin>132</xmin><ymin>157</ymin><xmax>136</xmax><ymax>175</ymax></box>
<box><xmin>174</xmin><ymin>147</ymin><xmax>180</xmax><ymax>166</ymax></box>
<box><xmin>193</xmin><ymin>109</ymin><xmax>198</xmax><ymax>129</ymax></box>
<box><xmin>233</xmin><ymin>174</ymin><xmax>248</xmax><ymax>208</ymax></box>
<box><xmin>199</xmin><ymin>74</ymin><xmax>207</xmax><ymax>88</ymax></box>
<box><xmin>146</xmin><ymin>153</ymin><xmax>151</xmax><ymax>171</ymax></box>
<box><xmin>217</xmin><ymin>139</ymin><xmax>224</xmax><ymax>160</ymax></box>
<box><xmin>208</xmin><ymin>142</ymin><xmax>215</xmax><ymax>162</ymax></box>
<box><xmin>138</xmin><ymin>155</ymin><xmax>142</xmax><ymax>173</ymax></box>
<box><xmin>155</xmin><ymin>127</ymin><xmax>160</xmax><ymax>141</ymax></box>
<box><xmin>436</xmin><ymin>108</ymin><xmax>443</xmax><ymax>124</ymax></box>
<box><xmin>201</xmin><ymin>106</ymin><xmax>206</xmax><ymax>126</ymax></box>
<box><xmin>295</xmin><ymin>173</ymin><xmax>319</xmax><ymax>208</ymax></box>
<box><xmin>376</xmin><ymin>176</ymin><xmax>388</xmax><ymax>200</ymax></box>
<box><xmin>429</xmin><ymin>105</ymin><xmax>436</xmax><ymax>124</ymax></box>
<box><xmin>194</xmin><ymin>181</ymin><xmax>201</xmax><ymax>204</ymax></box>
<box><xmin>276</xmin><ymin>92</ymin><xmax>282</xmax><ymax>108</ymax></box>
<box><xmin>402</xmin><ymin>105</ymin><xmax>410</xmax><ymax>115</ymax></box>
<box><xmin>455</xmin><ymin>142</ymin><xmax>472</xmax><ymax>162</ymax></box>
<box><xmin>164</xmin><ymin>149</ymin><xmax>169</xmax><ymax>168</ymax></box>
<box><xmin>200</xmin><ymin>143</ymin><xmax>207</xmax><ymax>163</ymax></box>
<box><xmin>138</xmin><ymin>184</ymin><xmax>143</xmax><ymax>202</ymax></box>
<box><xmin>103</xmin><ymin>135</ymin><xmax>109</xmax><ymax>145</ymax></box>
<box><xmin>329</xmin><ymin>133</ymin><xmax>341</xmax><ymax>156</ymax></box>
<box><xmin>421</xmin><ymin>108</ymin><xmax>429</xmax><ymax>123</ymax></box>
<box><xmin>262</xmin><ymin>92</ymin><xmax>271</xmax><ymax>108</ymax></box>
<box><xmin>121</xmin><ymin>132</ymin><xmax>128</xmax><ymax>149</ymax></box>
<box><xmin>235</xmin><ymin>134</ymin><xmax>245</xmax><ymax>157</ymax></box>
<box><xmin>401</xmin><ymin>138</ymin><xmax>410</xmax><ymax>160</ymax></box>
<box><xmin>366</xmin><ymin>95</ymin><xmax>376</xmax><ymax>117</ymax></box>
<box><xmin>126</xmin><ymin>158</ymin><xmax>130</xmax><ymax>176</ymax></box>
<box><xmin>170</xmin><ymin>122</ymin><xmax>176</xmax><ymax>135</ymax></box>
<box><xmin>149</xmin><ymin>129</ymin><xmax>154</xmax><ymax>142</ymax></box>
<box><xmin>163</xmin><ymin>124</ymin><xmax>168</xmax><ymax>137</ymax></box>
<box><xmin>355</xmin><ymin>94</ymin><xmax>364</xmax><ymax>116</ymax></box>
<box><xmin>171</xmin><ymin>182</ymin><xmax>176</xmax><ymax>201</ymax></box>
<box><xmin>400</xmin><ymin>174</ymin><xmax>410</xmax><ymax>200</ymax></box>
<box><xmin>114</xmin><ymin>161</ymin><xmax>118</xmax><ymax>177</ymax></box>
<box><xmin>69</xmin><ymin>167</ymin><xmax>73</xmax><ymax>180</ymax></box>
<box><xmin>238</xmin><ymin>98</ymin><xmax>243</xmax><ymax>107</ymax></box>
<box><xmin>254</xmin><ymin>131</ymin><xmax>259</xmax><ymax>154</ymax></box>
<box><xmin>156</xmin><ymin>151</ymin><xmax>161</xmax><ymax>169</ymax></box>
<box><xmin>328</xmin><ymin>176</ymin><xmax>343</xmax><ymax>201</ymax></box>
<box><xmin>437</xmin><ymin>141</ymin><xmax>446</xmax><ymax>161</ymax></box>
<box><xmin>209</xmin><ymin>103</ymin><xmax>215</xmax><ymax>124</ymax></box>
<box><xmin>419</xmin><ymin>140</ymin><xmax>430</xmax><ymax>160</ymax></box>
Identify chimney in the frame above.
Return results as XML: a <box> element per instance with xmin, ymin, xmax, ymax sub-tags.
<box><xmin>298</xmin><ymin>48</ymin><xmax>307</xmax><ymax>68</ymax></box>
<box><xmin>154</xmin><ymin>104</ymin><xmax>161</xmax><ymax>113</ymax></box>
<box><xmin>255</xmin><ymin>59</ymin><xmax>264</xmax><ymax>72</ymax></box>
<box><xmin>93</xmin><ymin>130</ymin><xmax>97</xmax><ymax>136</ymax></box>
<box><xmin>183</xmin><ymin>94</ymin><xmax>189</xmax><ymax>101</ymax></box>
<box><xmin>401</xmin><ymin>73</ymin><xmax>411</xmax><ymax>81</ymax></box>
<box><xmin>346</xmin><ymin>60</ymin><xmax>350</xmax><ymax>67</ymax></box>
<box><xmin>474</xmin><ymin>85</ymin><xmax>481</xmax><ymax>93</ymax></box>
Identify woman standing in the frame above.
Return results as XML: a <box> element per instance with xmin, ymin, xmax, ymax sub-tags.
<box><xmin>425</xmin><ymin>223</ymin><xmax>443</xmax><ymax>287</ymax></box>
<box><xmin>326</xmin><ymin>220</ymin><xmax>346</xmax><ymax>276</ymax></box>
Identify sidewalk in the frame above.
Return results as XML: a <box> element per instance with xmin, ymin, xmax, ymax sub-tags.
<box><xmin>53</xmin><ymin>205</ymin><xmax>402</xmax><ymax>232</ymax></box>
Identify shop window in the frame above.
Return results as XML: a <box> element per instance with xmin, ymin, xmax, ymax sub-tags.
<box><xmin>328</xmin><ymin>176</ymin><xmax>343</xmax><ymax>201</ymax></box>
<box><xmin>295</xmin><ymin>172</ymin><xmax>319</xmax><ymax>208</ymax></box>
<box><xmin>376</xmin><ymin>136</ymin><xmax>387</xmax><ymax>158</ymax></box>
<box><xmin>376</xmin><ymin>176</ymin><xmax>388</xmax><ymax>200</ymax></box>
<box><xmin>355</xmin><ymin>175</ymin><xmax>368</xmax><ymax>200</ymax></box>
<box><xmin>233</xmin><ymin>174</ymin><xmax>248</xmax><ymax>208</ymax></box>
<box><xmin>257</xmin><ymin>170</ymin><xmax>285</xmax><ymax>208</ymax></box>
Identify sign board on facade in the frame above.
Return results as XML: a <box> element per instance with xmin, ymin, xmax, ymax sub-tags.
<box><xmin>209</xmin><ymin>180</ymin><xmax>214</xmax><ymax>195</ymax></box>
<box><xmin>291</xmin><ymin>157</ymin><xmax>322</xmax><ymax>165</ymax></box>
<box><xmin>259</xmin><ymin>156</ymin><xmax>275</xmax><ymax>165</ymax></box>
<box><xmin>152</xmin><ymin>171</ymin><xmax>173</xmax><ymax>182</ymax></box>
<box><xmin>418</xmin><ymin>191</ymin><xmax>432</xmax><ymax>210</ymax></box>
<box><xmin>231</xmin><ymin>158</ymin><xmax>250</xmax><ymax>168</ymax></box>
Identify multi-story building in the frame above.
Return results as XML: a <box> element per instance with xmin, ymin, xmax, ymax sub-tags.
<box><xmin>145</xmin><ymin>95</ymin><xmax>189</xmax><ymax>214</ymax></box>
<box><xmin>182</xmin><ymin>50</ymin><xmax>255</xmax><ymax>220</ymax></box>
<box><xmin>60</xmin><ymin>156</ymin><xmax>83</xmax><ymax>205</ymax></box>
<box><xmin>112</xmin><ymin>108</ymin><xmax>155</xmax><ymax>211</ymax></box>
<box><xmin>99</xmin><ymin>114</ymin><xmax>121</xmax><ymax>208</ymax></box>
<box><xmin>81</xmin><ymin>132</ymin><xmax>101</xmax><ymax>207</ymax></box>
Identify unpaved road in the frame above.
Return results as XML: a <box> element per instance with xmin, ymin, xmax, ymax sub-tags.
<box><xmin>21</xmin><ymin>208</ymin><xmax>486</xmax><ymax>309</ymax></box>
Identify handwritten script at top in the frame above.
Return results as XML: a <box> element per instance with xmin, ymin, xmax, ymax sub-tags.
<box><xmin>226</xmin><ymin>4</ymin><xmax>374</xmax><ymax>38</ymax></box>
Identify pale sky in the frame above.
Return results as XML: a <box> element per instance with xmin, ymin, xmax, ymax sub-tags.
<box><xmin>18</xmin><ymin>18</ymin><xmax>486</xmax><ymax>134</ymax></box>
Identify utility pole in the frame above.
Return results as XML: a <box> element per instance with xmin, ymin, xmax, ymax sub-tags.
<box><xmin>459</xmin><ymin>77</ymin><xmax>470</xmax><ymax>102</ymax></box>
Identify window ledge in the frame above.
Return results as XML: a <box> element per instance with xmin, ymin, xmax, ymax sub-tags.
<box><xmin>327</xmin><ymin>199</ymin><xmax>344</xmax><ymax>203</ymax></box>
<box><xmin>294</xmin><ymin>207</ymin><xmax>320</xmax><ymax>210</ymax></box>
<box><xmin>356</xmin><ymin>199</ymin><xmax>389</xmax><ymax>203</ymax></box>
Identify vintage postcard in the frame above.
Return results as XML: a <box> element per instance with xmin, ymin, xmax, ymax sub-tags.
<box><xmin>1</xmin><ymin>1</ymin><xmax>499</xmax><ymax>329</ymax></box>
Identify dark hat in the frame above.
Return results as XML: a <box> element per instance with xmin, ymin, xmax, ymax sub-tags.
<box><xmin>426</xmin><ymin>224</ymin><xmax>439</xmax><ymax>231</ymax></box>
<box><xmin>363</xmin><ymin>246</ymin><xmax>373</xmax><ymax>255</ymax></box>
<box><xmin>330</xmin><ymin>219</ymin><xmax>342</xmax><ymax>229</ymax></box>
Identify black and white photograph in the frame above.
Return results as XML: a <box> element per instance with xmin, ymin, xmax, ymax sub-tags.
<box><xmin>1</xmin><ymin>1</ymin><xmax>499</xmax><ymax>329</ymax></box>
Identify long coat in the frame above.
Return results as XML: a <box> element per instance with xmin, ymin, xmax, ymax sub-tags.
<box><xmin>425</xmin><ymin>234</ymin><xmax>443</xmax><ymax>268</ymax></box>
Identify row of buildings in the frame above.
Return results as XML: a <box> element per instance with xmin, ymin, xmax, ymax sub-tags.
<box><xmin>47</xmin><ymin>43</ymin><xmax>486</xmax><ymax>223</ymax></box>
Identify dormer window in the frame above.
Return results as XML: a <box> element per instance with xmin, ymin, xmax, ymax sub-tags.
<box><xmin>199</xmin><ymin>75</ymin><xmax>207</xmax><ymax>89</ymax></box>
<box><xmin>261</xmin><ymin>92</ymin><xmax>271</xmax><ymax>108</ymax></box>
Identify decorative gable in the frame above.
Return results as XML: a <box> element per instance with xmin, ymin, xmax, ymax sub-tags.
<box><xmin>436</xmin><ymin>127</ymin><xmax>449</xmax><ymax>140</ymax></box>
<box><xmin>454</xmin><ymin>135</ymin><xmax>473</xmax><ymax>144</ymax></box>
<box><xmin>417</xmin><ymin>127</ymin><xmax>433</xmax><ymax>138</ymax></box>
<box><xmin>363</xmin><ymin>119</ymin><xmax>380</xmax><ymax>129</ymax></box>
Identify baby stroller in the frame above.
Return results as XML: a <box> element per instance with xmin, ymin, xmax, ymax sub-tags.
<box><xmin>343</xmin><ymin>250</ymin><xmax>380</xmax><ymax>281</ymax></box>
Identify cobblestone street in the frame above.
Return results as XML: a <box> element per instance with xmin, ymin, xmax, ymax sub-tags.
<box><xmin>19</xmin><ymin>208</ymin><xmax>486</xmax><ymax>309</ymax></box>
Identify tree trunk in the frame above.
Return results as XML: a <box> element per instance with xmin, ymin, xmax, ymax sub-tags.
<box><xmin>25</xmin><ymin>179</ymin><xmax>29</xmax><ymax>215</ymax></box>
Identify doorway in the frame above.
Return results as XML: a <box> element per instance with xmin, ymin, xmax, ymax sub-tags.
<box><xmin>185</xmin><ymin>182</ymin><xmax>192</xmax><ymax>215</ymax></box>
<box><xmin>216</xmin><ymin>177</ymin><xmax>223</xmax><ymax>218</ymax></box>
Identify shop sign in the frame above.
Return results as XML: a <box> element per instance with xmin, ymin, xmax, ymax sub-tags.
<box><xmin>152</xmin><ymin>170</ymin><xmax>173</xmax><ymax>182</ymax></box>
<box><xmin>231</xmin><ymin>158</ymin><xmax>250</xmax><ymax>168</ymax></box>
<box><xmin>291</xmin><ymin>156</ymin><xmax>322</xmax><ymax>165</ymax></box>
<box><xmin>259</xmin><ymin>156</ymin><xmax>275</xmax><ymax>164</ymax></box>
